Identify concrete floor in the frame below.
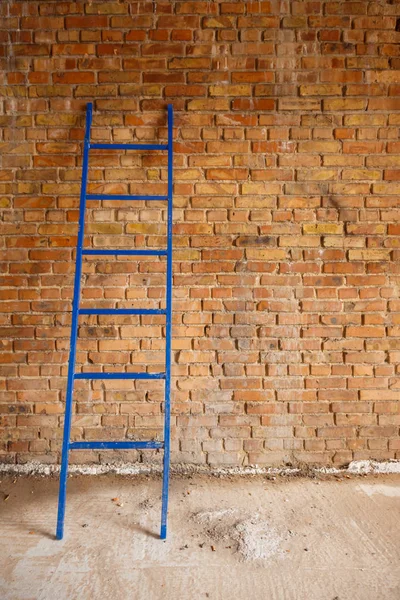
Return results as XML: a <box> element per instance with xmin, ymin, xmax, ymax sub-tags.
<box><xmin>0</xmin><ymin>473</ymin><xmax>399</xmax><ymax>600</ymax></box>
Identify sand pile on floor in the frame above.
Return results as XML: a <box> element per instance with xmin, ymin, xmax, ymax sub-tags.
<box><xmin>193</xmin><ymin>509</ymin><xmax>282</xmax><ymax>561</ymax></box>
<box><xmin>235</xmin><ymin>518</ymin><xmax>282</xmax><ymax>561</ymax></box>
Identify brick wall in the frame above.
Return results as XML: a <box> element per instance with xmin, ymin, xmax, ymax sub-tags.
<box><xmin>1</xmin><ymin>0</ymin><xmax>400</xmax><ymax>468</ymax></box>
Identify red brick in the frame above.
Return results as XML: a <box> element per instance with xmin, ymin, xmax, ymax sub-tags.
<box><xmin>52</xmin><ymin>44</ymin><xmax>96</xmax><ymax>55</ymax></box>
<box><xmin>21</xmin><ymin>17</ymin><xmax>64</xmax><ymax>29</ymax></box>
<box><xmin>53</xmin><ymin>72</ymin><xmax>95</xmax><ymax>84</ymax></box>
<box><xmin>66</xmin><ymin>16</ymin><xmax>108</xmax><ymax>28</ymax></box>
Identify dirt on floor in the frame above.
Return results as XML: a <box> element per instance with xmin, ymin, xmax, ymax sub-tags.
<box><xmin>0</xmin><ymin>472</ymin><xmax>399</xmax><ymax>600</ymax></box>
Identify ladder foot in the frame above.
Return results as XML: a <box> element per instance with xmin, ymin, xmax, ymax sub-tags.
<box><xmin>55</xmin><ymin>526</ymin><xmax>64</xmax><ymax>540</ymax></box>
<box><xmin>160</xmin><ymin>524</ymin><xmax>167</xmax><ymax>540</ymax></box>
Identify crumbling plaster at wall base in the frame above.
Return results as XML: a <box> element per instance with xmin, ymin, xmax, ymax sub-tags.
<box><xmin>1</xmin><ymin>460</ymin><xmax>400</xmax><ymax>478</ymax></box>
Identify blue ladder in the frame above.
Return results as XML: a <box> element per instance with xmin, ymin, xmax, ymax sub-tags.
<box><xmin>56</xmin><ymin>103</ymin><xmax>174</xmax><ymax>541</ymax></box>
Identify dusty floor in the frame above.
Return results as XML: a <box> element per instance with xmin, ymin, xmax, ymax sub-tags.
<box><xmin>0</xmin><ymin>472</ymin><xmax>399</xmax><ymax>600</ymax></box>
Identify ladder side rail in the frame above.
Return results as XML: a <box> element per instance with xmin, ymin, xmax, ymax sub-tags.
<box><xmin>160</xmin><ymin>104</ymin><xmax>174</xmax><ymax>540</ymax></box>
<box><xmin>56</xmin><ymin>102</ymin><xmax>93</xmax><ymax>540</ymax></box>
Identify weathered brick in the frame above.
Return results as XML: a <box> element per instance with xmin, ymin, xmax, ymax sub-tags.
<box><xmin>344</xmin><ymin>142</ymin><xmax>384</xmax><ymax>154</ymax></box>
<box><xmin>323</xmin><ymin>98</ymin><xmax>367</xmax><ymax>111</ymax></box>
<box><xmin>0</xmin><ymin>0</ymin><xmax>398</xmax><ymax>469</ymax></box>
<box><xmin>298</xmin><ymin>141</ymin><xmax>341</xmax><ymax>153</ymax></box>
<box><xmin>303</xmin><ymin>224</ymin><xmax>344</xmax><ymax>235</ymax></box>
<box><xmin>300</xmin><ymin>85</ymin><xmax>342</xmax><ymax>96</ymax></box>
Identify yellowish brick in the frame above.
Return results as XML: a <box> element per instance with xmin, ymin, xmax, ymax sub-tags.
<box><xmin>342</xmin><ymin>169</ymin><xmax>381</xmax><ymax>180</ymax></box>
<box><xmin>323</xmin><ymin>98</ymin><xmax>367</xmax><ymax>111</ymax></box>
<box><xmin>169</xmin><ymin>57</ymin><xmax>211</xmax><ymax>69</ymax></box>
<box><xmin>87</xmin><ymin>223</ymin><xmax>123</xmax><ymax>234</ymax></box>
<box><xmin>303</xmin><ymin>224</ymin><xmax>344</xmax><ymax>235</ymax></box>
<box><xmin>348</xmin><ymin>249</ymin><xmax>392</xmax><ymax>261</ymax></box>
<box><xmin>298</xmin><ymin>141</ymin><xmax>341</xmax><ymax>153</ymax></box>
<box><xmin>210</xmin><ymin>85</ymin><xmax>251</xmax><ymax>96</ymax></box>
<box><xmin>75</xmin><ymin>84</ymin><xmax>116</xmax><ymax>97</ymax></box>
<box><xmin>187</xmin><ymin>99</ymin><xmax>230</xmax><ymax>111</ymax></box>
<box><xmin>126</xmin><ymin>223</ymin><xmax>165</xmax><ymax>234</ymax></box>
<box><xmin>35</xmin><ymin>403</ymin><xmax>64</xmax><ymax>414</ymax></box>
<box><xmin>35</xmin><ymin>114</ymin><xmax>82</xmax><ymax>126</ymax></box>
<box><xmin>174</xmin><ymin>169</ymin><xmax>202</xmax><ymax>180</ymax></box>
<box><xmin>203</xmin><ymin>16</ymin><xmax>235</xmax><ymax>28</ymax></box>
<box><xmin>29</xmin><ymin>85</ymin><xmax>71</xmax><ymax>97</ymax></box>
<box><xmin>195</xmin><ymin>182</ymin><xmax>237</xmax><ymax>195</ymax></box>
<box><xmin>242</xmin><ymin>182</ymin><xmax>281</xmax><ymax>195</ymax></box>
<box><xmin>279</xmin><ymin>98</ymin><xmax>321</xmax><ymax>111</ymax></box>
<box><xmin>344</xmin><ymin>115</ymin><xmax>386</xmax><ymax>126</ymax></box>
<box><xmin>119</xmin><ymin>84</ymin><xmax>162</xmax><ymax>96</ymax></box>
<box><xmin>300</xmin><ymin>85</ymin><xmax>342</xmax><ymax>96</ymax></box>
<box><xmin>279</xmin><ymin>236</ymin><xmax>321</xmax><ymax>247</ymax></box>
<box><xmin>42</xmin><ymin>183</ymin><xmax>80</xmax><ymax>194</ymax></box>
<box><xmin>297</xmin><ymin>170</ymin><xmax>337</xmax><ymax>181</ymax></box>
<box><xmin>246</xmin><ymin>249</ymin><xmax>287</xmax><ymax>260</ymax></box>
<box><xmin>330</xmin><ymin>183</ymin><xmax>370</xmax><ymax>194</ymax></box>
<box><xmin>0</xmin><ymin>183</ymin><xmax>12</xmax><ymax>194</ymax></box>
<box><xmin>366</xmin><ymin>70</ymin><xmax>400</xmax><ymax>83</ymax></box>
<box><xmin>324</xmin><ymin>156</ymin><xmax>363</xmax><ymax>167</ymax></box>
<box><xmin>373</xmin><ymin>183</ymin><xmax>400</xmax><ymax>195</ymax></box>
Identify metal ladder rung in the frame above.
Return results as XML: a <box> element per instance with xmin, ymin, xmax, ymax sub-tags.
<box><xmin>82</xmin><ymin>249</ymin><xmax>167</xmax><ymax>256</ymax></box>
<box><xmin>90</xmin><ymin>143</ymin><xmax>168</xmax><ymax>150</ymax></box>
<box><xmin>86</xmin><ymin>194</ymin><xmax>168</xmax><ymax>201</ymax></box>
<box><xmin>74</xmin><ymin>372</ymin><xmax>166</xmax><ymax>380</ymax></box>
<box><xmin>78</xmin><ymin>308</ymin><xmax>166</xmax><ymax>315</ymax></box>
<box><xmin>69</xmin><ymin>441</ymin><xmax>164</xmax><ymax>450</ymax></box>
